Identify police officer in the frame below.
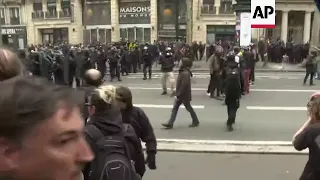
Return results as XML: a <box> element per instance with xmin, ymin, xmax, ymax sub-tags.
<box><xmin>51</xmin><ymin>53</ymin><xmax>65</xmax><ymax>85</ymax></box>
<box><xmin>142</xmin><ymin>46</ymin><xmax>153</xmax><ymax>80</ymax></box>
<box><xmin>159</xmin><ymin>47</ymin><xmax>175</xmax><ymax>96</ymax></box>
<box><xmin>109</xmin><ymin>47</ymin><xmax>122</xmax><ymax>82</ymax></box>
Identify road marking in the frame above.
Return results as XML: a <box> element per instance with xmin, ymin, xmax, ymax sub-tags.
<box><xmin>157</xmin><ymin>139</ymin><xmax>292</xmax><ymax>145</ymax></box>
<box><xmin>128</xmin><ymin>86</ymin><xmax>318</xmax><ymax>92</ymax></box>
<box><xmin>134</xmin><ymin>104</ymin><xmax>205</xmax><ymax>109</ymax></box>
<box><xmin>246</xmin><ymin>106</ymin><xmax>307</xmax><ymax>111</ymax></box>
<box><xmin>127</xmin><ymin>75</ymin><xmax>302</xmax><ymax>79</ymax></box>
<box><xmin>154</xmin><ymin>139</ymin><xmax>307</xmax><ymax>154</ymax></box>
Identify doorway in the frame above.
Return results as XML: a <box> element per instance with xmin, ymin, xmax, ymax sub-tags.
<box><xmin>119</xmin><ymin>27</ymin><xmax>151</xmax><ymax>43</ymax></box>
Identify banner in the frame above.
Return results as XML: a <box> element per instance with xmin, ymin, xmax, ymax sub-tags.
<box><xmin>240</xmin><ymin>13</ymin><xmax>251</xmax><ymax>46</ymax></box>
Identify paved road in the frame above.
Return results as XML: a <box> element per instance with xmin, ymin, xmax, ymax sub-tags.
<box><xmin>107</xmin><ymin>72</ymin><xmax>320</xmax><ymax>141</ymax></box>
<box><xmin>144</xmin><ymin>152</ymin><xmax>306</xmax><ymax>180</ymax></box>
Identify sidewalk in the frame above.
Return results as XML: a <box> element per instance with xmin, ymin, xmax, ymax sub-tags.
<box><xmin>144</xmin><ymin>152</ymin><xmax>305</xmax><ymax>180</ymax></box>
<box><xmin>153</xmin><ymin>61</ymin><xmax>305</xmax><ymax>73</ymax></box>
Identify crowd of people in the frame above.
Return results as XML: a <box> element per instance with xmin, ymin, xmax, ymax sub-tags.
<box><xmin>0</xmin><ymin>37</ymin><xmax>318</xmax><ymax>180</ymax></box>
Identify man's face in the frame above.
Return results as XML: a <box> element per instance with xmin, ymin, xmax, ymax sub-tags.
<box><xmin>9</xmin><ymin>106</ymin><xmax>94</xmax><ymax>180</ymax></box>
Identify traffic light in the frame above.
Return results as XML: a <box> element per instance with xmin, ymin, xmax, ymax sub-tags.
<box><xmin>315</xmin><ymin>0</ymin><xmax>320</xmax><ymax>11</ymax></box>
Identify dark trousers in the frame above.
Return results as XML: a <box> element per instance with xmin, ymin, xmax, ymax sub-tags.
<box><xmin>249</xmin><ymin>67</ymin><xmax>255</xmax><ymax>82</ymax></box>
<box><xmin>110</xmin><ymin>66</ymin><xmax>120</xmax><ymax>80</ymax></box>
<box><xmin>68</xmin><ymin>72</ymin><xmax>80</xmax><ymax>87</ymax></box>
<box><xmin>208</xmin><ymin>73</ymin><xmax>221</xmax><ymax>97</ymax></box>
<box><xmin>303</xmin><ymin>72</ymin><xmax>314</xmax><ymax>85</ymax></box>
<box><xmin>226</xmin><ymin>102</ymin><xmax>239</xmax><ymax>126</ymax></box>
<box><xmin>143</xmin><ymin>64</ymin><xmax>152</xmax><ymax>78</ymax></box>
<box><xmin>240</xmin><ymin>70</ymin><xmax>244</xmax><ymax>93</ymax></box>
<box><xmin>168</xmin><ymin>98</ymin><xmax>199</xmax><ymax>125</ymax></box>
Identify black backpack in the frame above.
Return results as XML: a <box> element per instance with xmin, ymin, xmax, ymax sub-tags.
<box><xmin>85</xmin><ymin>125</ymin><xmax>141</xmax><ymax>180</ymax></box>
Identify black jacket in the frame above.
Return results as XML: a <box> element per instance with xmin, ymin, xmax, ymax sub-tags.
<box><xmin>121</xmin><ymin>106</ymin><xmax>157</xmax><ymax>154</ymax></box>
<box><xmin>225</xmin><ymin>69</ymin><xmax>241</xmax><ymax>105</ymax></box>
<box><xmin>83</xmin><ymin>110</ymin><xmax>145</xmax><ymax>179</ymax></box>
<box><xmin>159</xmin><ymin>55</ymin><xmax>175</xmax><ymax>72</ymax></box>
<box><xmin>176</xmin><ymin>68</ymin><xmax>192</xmax><ymax>102</ymax></box>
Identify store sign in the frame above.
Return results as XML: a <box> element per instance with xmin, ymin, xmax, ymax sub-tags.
<box><xmin>1</xmin><ymin>27</ymin><xmax>25</xmax><ymax>35</ymax></box>
<box><xmin>119</xmin><ymin>1</ymin><xmax>150</xmax><ymax>24</ymax></box>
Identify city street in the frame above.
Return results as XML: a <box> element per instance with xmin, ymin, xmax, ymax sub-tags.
<box><xmin>108</xmin><ymin>72</ymin><xmax>319</xmax><ymax>141</ymax></box>
<box><xmin>143</xmin><ymin>152</ymin><xmax>307</xmax><ymax>180</ymax></box>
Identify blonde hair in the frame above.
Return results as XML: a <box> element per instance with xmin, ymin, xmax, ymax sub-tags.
<box><xmin>0</xmin><ymin>48</ymin><xmax>23</xmax><ymax>81</ymax></box>
<box><xmin>96</xmin><ymin>85</ymin><xmax>117</xmax><ymax>104</ymax></box>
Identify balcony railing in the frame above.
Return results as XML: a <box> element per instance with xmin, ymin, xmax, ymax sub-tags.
<box><xmin>219</xmin><ymin>3</ymin><xmax>234</xmax><ymax>14</ymax></box>
<box><xmin>32</xmin><ymin>10</ymin><xmax>72</xmax><ymax>20</ymax></box>
<box><xmin>32</xmin><ymin>11</ymin><xmax>44</xmax><ymax>19</ymax></box>
<box><xmin>59</xmin><ymin>10</ymin><xmax>71</xmax><ymax>18</ymax></box>
<box><xmin>201</xmin><ymin>4</ymin><xmax>217</xmax><ymax>15</ymax></box>
<box><xmin>45</xmin><ymin>11</ymin><xmax>58</xmax><ymax>18</ymax></box>
<box><xmin>0</xmin><ymin>18</ymin><xmax>5</xmax><ymax>25</ymax></box>
<box><xmin>10</xmin><ymin>18</ymin><xmax>20</xmax><ymax>25</ymax></box>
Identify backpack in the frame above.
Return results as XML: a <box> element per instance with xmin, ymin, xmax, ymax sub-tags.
<box><xmin>85</xmin><ymin>125</ymin><xmax>141</xmax><ymax>180</ymax></box>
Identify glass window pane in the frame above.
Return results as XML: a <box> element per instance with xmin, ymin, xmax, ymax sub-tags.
<box><xmin>203</xmin><ymin>0</ymin><xmax>214</xmax><ymax>4</ymax></box>
<box><xmin>144</xmin><ymin>28</ymin><xmax>151</xmax><ymax>43</ymax></box>
<box><xmin>120</xmin><ymin>28</ymin><xmax>127</xmax><ymax>40</ymax></box>
<box><xmin>90</xmin><ymin>29</ymin><xmax>97</xmax><ymax>43</ymax></box>
<box><xmin>128</xmin><ymin>28</ymin><xmax>134</xmax><ymax>42</ymax></box>
<box><xmin>136</xmin><ymin>28</ymin><xmax>143</xmax><ymax>43</ymax></box>
<box><xmin>106</xmin><ymin>29</ymin><xmax>111</xmax><ymax>43</ymax></box>
<box><xmin>98</xmin><ymin>29</ymin><xmax>106</xmax><ymax>43</ymax></box>
<box><xmin>61</xmin><ymin>28</ymin><xmax>68</xmax><ymax>42</ymax></box>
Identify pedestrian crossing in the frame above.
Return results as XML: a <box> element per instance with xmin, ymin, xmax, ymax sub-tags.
<box><xmin>125</xmin><ymin>74</ymin><xmax>303</xmax><ymax>80</ymax></box>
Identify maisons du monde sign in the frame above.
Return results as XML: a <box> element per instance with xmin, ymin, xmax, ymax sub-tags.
<box><xmin>119</xmin><ymin>2</ymin><xmax>151</xmax><ymax>24</ymax></box>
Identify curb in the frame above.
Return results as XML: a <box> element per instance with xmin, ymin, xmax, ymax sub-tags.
<box><xmin>151</xmin><ymin>69</ymin><xmax>305</xmax><ymax>73</ymax></box>
<box><xmin>146</xmin><ymin>139</ymin><xmax>308</xmax><ymax>155</ymax></box>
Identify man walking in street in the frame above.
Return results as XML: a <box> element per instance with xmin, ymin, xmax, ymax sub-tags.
<box><xmin>161</xmin><ymin>58</ymin><xmax>200</xmax><ymax>129</ymax></box>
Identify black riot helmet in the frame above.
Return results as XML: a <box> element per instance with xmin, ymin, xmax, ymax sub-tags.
<box><xmin>84</xmin><ymin>69</ymin><xmax>103</xmax><ymax>87</ymax></box>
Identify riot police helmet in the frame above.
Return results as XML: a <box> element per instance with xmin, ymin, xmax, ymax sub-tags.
<box><xmin>84</xmin><ymin>69</ymin><xmax>103</xmax><ymax>87</ymax></box>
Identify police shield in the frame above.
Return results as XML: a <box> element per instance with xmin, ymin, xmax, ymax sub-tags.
<box><xmin>63</xmin><ymin>53</ymin><xmax>69</xmax><ymax>85</ymax></box>
<box><xmin>38</xmin><ymin>52</ymin><xmax>52</xmax><ymax>79</ymax></box>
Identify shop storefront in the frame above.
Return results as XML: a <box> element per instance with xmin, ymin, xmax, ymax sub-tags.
<box><xmin>83</xmin><ymin>0</ymin><xmax>112</xmax><ymax>44</ymax></box>
<box><xmin>206</xmin><ymin>25</ymin><xmax>236</xmax><ymax>44</ymax></box>
<box><xmin>157</xmin><ymin>0</ymin><xmax>187</xmax><ymax>41</ymax></box>
<box><xmin>1</xmin><ymin>26</ymin><xmax>27</xmax><ymax>50</ymax></box>
<box><xmin>119</xmin><ymin>0</ymin><xmax>151</xmax><ymax>43</ymax></box>
<box><xmin>40</xmin><ymin>28</ymin><xmax>69</xmax><ymax>44</ymax></box>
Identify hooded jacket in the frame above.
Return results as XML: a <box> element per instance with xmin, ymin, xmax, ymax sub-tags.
<box><xmin>117</xmin><ymin>86</ymin><xmax>157</xmax><ymax>154</ymax></box>
<box><xmin>176</xmin><ymin>67</ymin><xmax>192</xmax><ymax>102</ymax></box>
<box><xmin>83</xmin><ymin>110</ymin><xmax>145</xmax><ymax>180</ymax></box>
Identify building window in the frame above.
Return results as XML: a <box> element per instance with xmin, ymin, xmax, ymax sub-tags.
<box><xmin>0</xmin><ymin>8</ymin><xmax>5</xmax><ymax>25</ymax></box>
<box><xmin>9</xmin><ymin>8</ymin><xmax>20</xmax><ymax>25</ymax></box>
<box><xmin>203</xmin><ymin>0</ymin><xmax>215</xmax><ymax>5</ymax></box>
<box><xmin>61</xmin><ymin>0</ymin><xmax>71</xmax><ymax>17</ymax></box>
<box><xmin>32</xmin><ymin>2</ymin><xmax>43</xmax><ymax>19</ymax></box>
<box><xmin>219</xmin><ymin>0</ymin><xmax>234</xmax><ymax>14</ymax></box>
<box><xmin>47</xmin><ymin>0</ymin><xmax>57</xmax><ymax>18</ymax></box>
<box><xmin>202</xmin><ymin>0</ymin><xmax>216</xmax><ymax>14</ymax></box>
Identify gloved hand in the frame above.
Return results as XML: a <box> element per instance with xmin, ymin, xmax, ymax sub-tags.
<box><xmin>145</xmin><ymin>153</ymin><xmax>156</xmax><ymax>170</ymax></box>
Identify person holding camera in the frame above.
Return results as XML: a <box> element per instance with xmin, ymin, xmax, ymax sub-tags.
<box><xmin>293</xmin><ymin>92</ymin><xmax>320</xmax><ymax>180</ymax></box>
